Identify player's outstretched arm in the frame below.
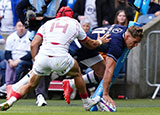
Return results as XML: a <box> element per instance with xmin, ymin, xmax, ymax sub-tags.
<box><xmin>103</xmin><ymin>56</ymin><xmax>116</xmax><ymax>106</ymax></box>
<box><xmin>81</xmin><ymin>33</ymin><xmax>111</xmax><ymax>49</ymax></box>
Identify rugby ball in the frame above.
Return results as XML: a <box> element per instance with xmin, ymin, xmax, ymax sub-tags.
<box><xmin>97</xmin><ymin>98</ymin><xmax>116</xmax><ymax>112</ymax></box>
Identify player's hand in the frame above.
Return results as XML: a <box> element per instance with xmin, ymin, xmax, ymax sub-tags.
<box><xmin>103</xmin><ymin>95</ymin><xmax>116</xmax><ymax>107</ymax></box>
<box><xmin>97</xmin><ymin>33</ymin><xmax>111</xmax><ymax>45</ymax></box>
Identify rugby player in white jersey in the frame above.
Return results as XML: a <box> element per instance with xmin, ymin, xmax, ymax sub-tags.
<box><xmin>0</xmin><ymin>6</ymin><xmax>111</xmax><ymax>111</ymax></box>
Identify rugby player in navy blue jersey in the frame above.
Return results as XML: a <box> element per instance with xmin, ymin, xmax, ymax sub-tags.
<box><xmin>63</xmin><ymin>24</ymin><xmax>143</xmax><ymax>106</ymax></box>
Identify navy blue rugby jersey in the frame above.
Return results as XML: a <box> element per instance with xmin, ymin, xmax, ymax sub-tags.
<box><xmin>87</xmin><ymin>24</ymin><xmax>127</xmax><ymax>62</ymax></box>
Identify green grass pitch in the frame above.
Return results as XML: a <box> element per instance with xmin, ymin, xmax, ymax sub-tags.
<box><xmin>0</xmin><ymin>99</ymin><xmax>160</xmax><ymax>115</ymax></box>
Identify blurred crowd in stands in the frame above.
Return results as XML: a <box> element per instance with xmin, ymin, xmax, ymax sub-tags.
<box><xmin>0</xmin><ymin>0</ymin><xmax>159</xmax><ymax>106</ymax></box>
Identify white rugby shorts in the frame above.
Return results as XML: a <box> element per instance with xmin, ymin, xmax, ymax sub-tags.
<box><xmin>32</xmin><ymin>53</ymin><xmax>74</xmax><ymax>77</ymax></box>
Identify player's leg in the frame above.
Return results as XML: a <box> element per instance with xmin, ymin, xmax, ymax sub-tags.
<box><xmin>8</xmin><ymin>70</ymin><xmax>50</xmax><ymax>107</ymax></box>
<box><xmin>63</xmin><ymin>59</ymin><xmax>85</xmax><ymax>104</ymax></box>
<box><xmin>7</xmin><ymin>76</ymin><xmax>48</xmax><ymax>106</ymax></box>
<box><xmin>63</xmin><ymin>59</ymin><xmax>100</xmax><ymax>110</ymax></box>
<box><xmin>80</xmin><ymin>60</ymin><xmax>105</xmax><ymax>85</ymax></box>
<box><xmin>6</xmin><ymin>60</ymin><xmax>33</xmax><ymax>100</ymax></box>
<box><xmin>0</xmin><ymin>70</ymin><xmax>41</xmax><ymax>111</ymax></box>
<box><xmin>66</xmin><ymin>59</ymin><xmax>87</xmax><ymax>95</ymax></box>
<box><xmin>6</xmin><ymin>72</ymin><xmax>31</xmax><ymax>100</ymax></box>
<box><xmin>17</xmin><ymin>71</ymin><xmax>41</xmax><ymax>97</ymax></box>
<box><xmin>90</xmin><ymin>60</ymin><xmax>105</xmax><ymax>80</ymax></box>
<box><xmin>63</xmin><ymin>55</ymin><xmax>105</xmax><ymax>97</ymax></box>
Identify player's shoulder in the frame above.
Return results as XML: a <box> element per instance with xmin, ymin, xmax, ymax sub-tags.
<box><xmin>87</xmin><ymin>24</ymin><xmax>127</xmax><ymax>39</ymax></box>
<box><xmin>110</xmin><ymin>24</ymin><xmax>127</xmax><ymax>34</ymax></box>
<box><xmin>90</xmin><ymin>24</ymin><xmax>127</xmax><ymax>34</ymax></box>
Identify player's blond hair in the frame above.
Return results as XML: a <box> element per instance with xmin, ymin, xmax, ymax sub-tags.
<box><xmin>127</xmin><ymin>26</ymin><xmax>143</xmax><ymax>40</ymax></box>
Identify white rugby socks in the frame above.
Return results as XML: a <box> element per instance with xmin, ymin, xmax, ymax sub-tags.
<box><xmin>12</xmin><ymin>73</ymin><xmax>30</xmax><ymax>91</ymax></box>
<box><xmin>83</xmin><ymin>70</ymin><xmax>98</xmax><ymax>84</ymax></box>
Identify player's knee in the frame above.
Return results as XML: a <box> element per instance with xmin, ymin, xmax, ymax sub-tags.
<box><xmin>93</xmin><ymin>67</ymin><xmax>105</xmax><ymax>79</ymax></box>
<box><xmin>96</xmin><ymin>68</ymin><xmax>105</xmax><ymax>76</ymax></box>
<box><xmin>91</xmin><ymin>61</ymin><xmax>105</xmax><ymax>78</ymax></box>
<box><xmin>95</xmin><ymin>65</ymin><xmax>105</xmax><ymax>79</ymax></box>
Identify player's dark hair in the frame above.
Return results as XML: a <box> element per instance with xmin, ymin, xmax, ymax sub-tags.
<box><xmin>128</xmin><ymin>26</ymin><xmax>143</xmax><ymax>39</ymax></box>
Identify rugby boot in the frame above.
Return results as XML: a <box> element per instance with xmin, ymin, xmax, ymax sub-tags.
<box><xmin>62</xmin><ymin>80</ymin><xmax>73</xmax><ymax>104</ymax></box>
<box><xmin>0</xmin><ymin>102</ymin><xmax>11</xmax><ymax>111</ymax></box>
<box><xmin>82</xmin><ymin>96</ymin><xmax>100</xmax><ymax>111</ymax></box>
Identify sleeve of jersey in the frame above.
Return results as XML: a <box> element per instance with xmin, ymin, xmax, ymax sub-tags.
<box><xmin>77</xmin><ymin>23</ymin><xmax>87</xmax><ymax>42</ymax></box>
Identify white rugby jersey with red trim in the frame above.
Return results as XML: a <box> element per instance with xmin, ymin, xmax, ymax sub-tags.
<box><xmin>36</xmin><ymin>17</ymin><xmax>87</xmax><ymax>56</ymax></box>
